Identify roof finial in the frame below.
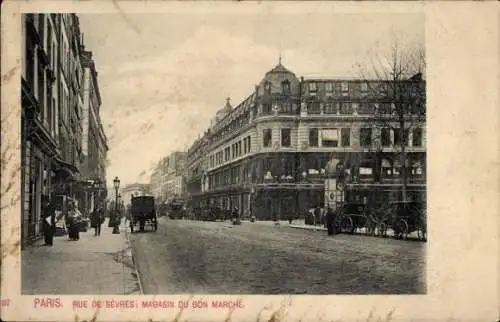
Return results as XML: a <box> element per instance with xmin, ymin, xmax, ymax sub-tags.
<box><xmin>278</xmin><ymin>30</ymin><xmax>283</xmax><ymax>65</ymax></box>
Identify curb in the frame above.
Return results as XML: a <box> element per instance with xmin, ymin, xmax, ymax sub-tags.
<box><xmin>289</xmin><ymin>225</ymin><xmax>327</xmax><ymax>231</ymax></box>
<box><xmin>123</xmin><ymin>227</ymin><xmax>144</xmax><ymax>295</ymax></box>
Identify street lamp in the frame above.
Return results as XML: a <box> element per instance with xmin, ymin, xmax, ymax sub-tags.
<box><xmin>112</xmin><ymin>176</ymin><xmax>120</xmax><ymax>234</ymax></box>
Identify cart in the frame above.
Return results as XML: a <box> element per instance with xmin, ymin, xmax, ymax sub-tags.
<box><xmin>388</xmin><ymin>201</ymin><xmax>426</xmax><ymax>240</ymax></box>
<box><xmin>335</xmin><ymin>203</ymin><xmax>373</xmax><ymax>234</ymax></box>
<box><xmin>130</xmin><ymin>195</ymin><xmax>158</xmax><ymax>233</ymax></box>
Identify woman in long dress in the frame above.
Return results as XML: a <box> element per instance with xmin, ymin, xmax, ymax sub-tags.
<box><xmin>66</xmin><ymin>202</ymin><xmax>81</xmax><ymax>241</ymax></box>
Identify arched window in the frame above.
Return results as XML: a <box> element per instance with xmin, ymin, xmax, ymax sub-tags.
<box><xmin>281</xmin><ymin>80</ymin><xmax>291</xmax><ymax>94</ymax></box>
<box><xmin>264</xmin><ymin>81</ymin><xmax>271</xmax><ymax>93</ymax></box>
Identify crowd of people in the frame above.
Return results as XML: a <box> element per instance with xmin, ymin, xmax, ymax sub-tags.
<box><xmin>41</xmin><ymin>196</ymin><xmax>121</xmax><ymax>247</ymax></box>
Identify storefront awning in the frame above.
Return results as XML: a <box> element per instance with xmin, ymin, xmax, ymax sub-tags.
<box><xmin>53</xmin><ymin>157</ymin><xmax>80</xmax><ymax>179</ymax></box>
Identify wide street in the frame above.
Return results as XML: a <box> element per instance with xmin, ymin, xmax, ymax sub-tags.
<box><xmin>129</xmin><ymin>217</ymin><xmax>425</xmax><ymax>295</ymax></box>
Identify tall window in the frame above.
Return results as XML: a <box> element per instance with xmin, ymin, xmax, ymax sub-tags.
<box><xmin>281</xmin><ymin>128</ymin><xmax>291</xmax><ymax>147</ymax></box>
<box><xmin>341</xmin><ymin>82</ymin><xmax>349</xmax><ymax>92</ymax></box>
<box><xmin>281</xmin><ymin>102</ymin><xmax>293</xmax><ymax>113</ymax></box>
<box><xmin>263</xmin><ymin>129</ymin><xmax>272</xmax><ymax>147</ymax></box>
<box><xmin>341</xmin><ymin>128</ymin><xmax>351</xmax><ymax>147</ymax></box>
<box><xmin>360</xmin><ymin>82</ymin><xmax>368</xmax><ymax>93</ymax></box>
<box><xmin>308</xmin><ymin>82</ymin><xmax>317</xmax><ymax>92</ymax></box>
<box><xmin>381</xmin><ymin>128</ymin><xmax>391</xmax><ymax>147</ymax></box>
<box><xmin>47</xmin><ymin>23</ymin><xmax>52</xmax><ymax>67</ymax></box>
<box><xmin>321</xmin><ymin>129</ymin><xmax>339</xmax><ymax>147</ymax></box>
<box><xmin>360</xmin><ymin>128</ymin><xmax>372</xmax><ymax>147</ymax></box>
<box><xmin>264</xmin><ymin>81</ymin><xmax>271</xmax><ymax>93</ymax></box>
<box><xmin>243</xmin><ymin>139</ymin><xmax>248</xmax><ymax>154</ymax></box>
<box><xmin>281</xmin><ymin>80</ymin><xmax>291</xmax><ymax>94</ymax></box>
<box><xmin>339</xmin><ymin>102</ymin><xmax>352</xmax><ymax>114</ymax></box>
<box><xmin>247</xmin><ymin>136</ymin><xmax>252</xmax><ymax>152</ymax></box>
<box><xmin>307</xmin><ymin>101</ymin><xmax>321</xmax><ymax>114</ymax></box>
<box><xmin>263</xmin><ymin>103</ymin><xmax>272</xmax><ymax>114</ymax></box>
<box><xmin>325</xmin><ymin>82</ymin><xmax>333</xmax><ymax>93</ymax></box>
<box><xmin>413</xmin><ymin>128</ymin><xmax>423</xmax><ymax>147</ymax></box>
<box><xmin>238</xmin><ymin>141</ymin><xmax>242</xmax><ymax>156</ymax></box>
<box><xmin>324</xmin><ymin>102</ymin><xmax>336</xmax><ymax>114</ymax></box>
<box><xmin>393</xmin><ymin>128</ymin><xmax>402</xmax><ymax>146</ymax></box>
<box><xmin>309</xmin><ymin>128</ymin><xmax>319</xmax><ymax>147</ymax></box>
<box><xmin>37</xmin><ymin>62</ymin><xmax>45</xmax><ymax>115</ymax></box>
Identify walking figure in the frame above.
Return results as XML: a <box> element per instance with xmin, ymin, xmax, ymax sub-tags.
<box><xmin>90</xmin><ymin>205</ymin><xmax>105</xmax><ymax>236</ymax></box>
<box><xmin>326</xmin><ymin>207</ymin><xmax>337</xmax><ymax>236</ymax></box>
<box><xmin>66</xmin><ymin>201</ymin><xmax>81</xmax><ymax>241</ymax></box>
<box><xmin>41</xmin><ymin>196</ymin><xmax>56</xmax><ymax>246</ymax></box>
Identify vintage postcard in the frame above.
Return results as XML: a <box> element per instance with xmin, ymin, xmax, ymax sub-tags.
<box><xmin>1</xmin><ymin>1</ymin><xmax>498</xmax><ymax>321</ymax></box>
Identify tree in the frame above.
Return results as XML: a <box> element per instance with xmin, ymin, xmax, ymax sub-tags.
<box><xmin>354</xmin><ymin>40</ymin><xmax>426</xmax><ymax>202</ymax></box>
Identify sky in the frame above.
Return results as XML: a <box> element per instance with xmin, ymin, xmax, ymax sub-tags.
<box><xmin>78</xmin><ymin>9</ymin><xmax>424</xmax><ymax>188</ymax></box>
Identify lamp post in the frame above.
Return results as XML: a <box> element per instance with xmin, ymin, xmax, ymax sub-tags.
<box><xmin>112</xmin><ymin>176</ymin><xmax>120</xmax><ymax>234</ymax></box>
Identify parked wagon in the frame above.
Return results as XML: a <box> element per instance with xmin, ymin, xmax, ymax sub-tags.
<box><xmin>335</xmin><ymin>203</ymin><xmax>375</xmax><ymax>234</ymax></box>
<box><xmin>388</xmin><ymin>201</ymin><xmax>426</xmax><ymax>240</ymax></box>
<box><xmin>130</xmin><ymin>195</ymin><xmax>157</xmax><ymax>233</ymax></box>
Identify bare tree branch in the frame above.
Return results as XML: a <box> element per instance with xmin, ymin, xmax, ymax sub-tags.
<box><xmin>352</xmin><ymin>38</ymin><xmax>426</xmax><ymax>201</ymax></box>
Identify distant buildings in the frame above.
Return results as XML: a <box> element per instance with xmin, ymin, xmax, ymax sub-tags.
<box><xmin>20</xmin><ymin>14</ymin><xmax>108</xmax><ymax>248</ymax></box>
<box><xmin>185</xmin><ymin>61</ymin><xmax>426</xmax><ymax>220</ymax></box>
<box><xmin>149</xmin><ymin>151</ymin><xmax>187</xmax><ymax>203</ymax></box>
<box><xmin>121</xmin><ymin>183</ymin><xmax>150</xmax><ymax>208</ymax></box>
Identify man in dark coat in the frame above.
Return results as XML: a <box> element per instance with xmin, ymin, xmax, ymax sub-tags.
<box><xmin>90</xmin><ymin>205</ymin><xmax>104</xmax><ymax>236</ymax></box>
<box><xmin>41</xmin><ymin>196</ymin><xmax>56</xmax><ymax>246</ymax></box>
<box><xmin>326</xmin><ymin>207</ymin><xmax>337</xmax><ymax>236</ymax></box>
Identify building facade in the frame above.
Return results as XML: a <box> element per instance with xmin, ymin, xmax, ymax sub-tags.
<box><xmin>20</xmin><ymin>14</ymin><xmax>106</xmax><ymax>248</ymax></box>
<box><xmin>76</xmin><ymin>48</ymin><xmax>108</xmax><ymax>215</ymax></box>
<box><xmin>121</xmin><ymin>183</ymin><xmax>150</xmax><ymax>208</ymax></box>
<box><xmin>186</xmin><ymin>62</ymin><xmax>426</xmax><ymax>220</ymax></box>
<box><xmin>149</xmin><ymin>151</ymin><xmax>187</xmax><ymax>203</ymax></box>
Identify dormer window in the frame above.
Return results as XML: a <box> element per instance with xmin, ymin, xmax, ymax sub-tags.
<box><xmin>264</xmin><ymin>82</ymin><xmax>271</xmax><ymax>92</ymax></box>
<box><xmin>308</xmin><ymin>82</ymin><xmax>317</xmax><ymax>92</ymax></box>
<box><xmin>281</xmin><ymin>80</ymin><xmax>291</xmax><ymax>94</ymax></box>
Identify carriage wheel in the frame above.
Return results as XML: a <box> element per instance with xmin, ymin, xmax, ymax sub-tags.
<box><xmin>397</xmin><ymin>219</ymin><xmax>409</xmax><ymax>240</ymax></box>
<box><xmin>417</xmin><ymin>222</ymin><xmax>427</xmax><ymax>241</ymax></box>
<box><xmin>365</xmin><ymin>217</ymin><xmax>376</xmax><ymax>236</ymax></box>
<box><xmin>377</xmin><ymin>222</ymin><xmax>388</xmax><ymax>237</ymax></box>
<box><xmin>343</xmin><ymin>216</ymin><xmax>355</xmax><ymax>234</ymax></box>
<box><xmin>130</xmin><ymin>224</ymin><xmax>134</xmax><ymax>233</ymax></box>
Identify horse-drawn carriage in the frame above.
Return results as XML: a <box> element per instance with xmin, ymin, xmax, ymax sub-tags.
<box><xmin>334</xmin><ymin>201</ymin><xmax>426</xmax><ymax>241</ymax></box>
<box><xmin>130</xmin><ymin>195</ymin><xmax>158</xmax><ymax>233</ymax></box>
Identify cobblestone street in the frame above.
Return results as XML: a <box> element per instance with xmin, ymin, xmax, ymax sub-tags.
<box><xmin>130</xmin><ymin>218</ymin><xmax>425</xmax><ymax>294</ymax></box>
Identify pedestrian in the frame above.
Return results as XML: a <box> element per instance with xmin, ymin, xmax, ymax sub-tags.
<box><xmin>41</xmin><ymin>196</ymin><xmax>56</xmax><ymax>246</ymax></box>
<box><xmin>90</xmin><ymin>205</ymin><xmax>104</xmax><ymax>236</ymax></box>
<box><xmin>314</xmin><ymin>206</ymin><xmax>321</xmax><ymax>226</ymax></box>
<box><xmin>66</xmin><ymin>201</ymin><xmax>81</xmax><ymax>241</ymax></box>
<box><xmin>326</xmin><ymin>207</ymin><xmax>336</xmax><ymax>236</ymax></box>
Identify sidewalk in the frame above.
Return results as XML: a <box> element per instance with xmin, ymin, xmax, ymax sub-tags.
<box><xmin>22</xmin><ymin>219</ymin><xmax>141</xmax><ymax>295</ymax></box>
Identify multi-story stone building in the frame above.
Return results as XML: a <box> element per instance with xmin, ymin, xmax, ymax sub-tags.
<box><xmin>121</xmin><ymin>183</ymin><xmax>150</xmax><ymax>208</ymax></box>
<box><xmin>20</xmin><ymin>14</ymin><xmax>106</xmax><ymax>247</ymax></box>
<box><xmin>149</xmin><ymin>151</ymin><xmax>187</xmax><ymax>203</ymax></box>
<box><xmin>77</xmin><ymin>48</ymin><xmax>107</xmax><ymax>214</ymax></box>
<box><xmin>162</xmin><ymin>151</ymin><xmax>186</xmax><ymax>200</ymax></box>
<box><xmin>149</xmin><ymin>164</ymin><xmax>163</xmax><ymax>201</ymax></box>
<box><xmin>185</xmin><ymin>61</ymin><xmax>426</xmax><ymax>220</ymax></box>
